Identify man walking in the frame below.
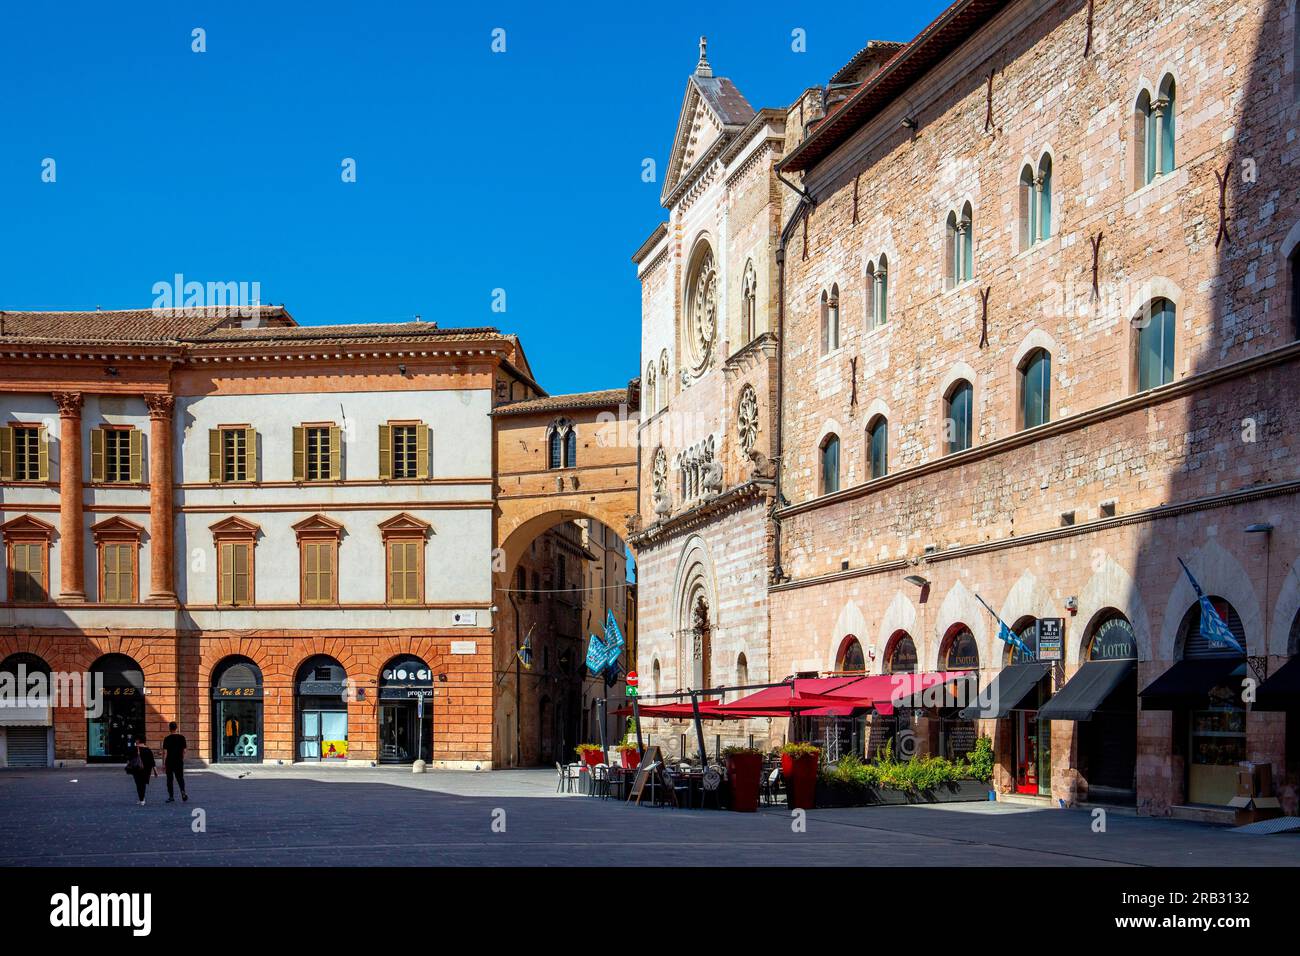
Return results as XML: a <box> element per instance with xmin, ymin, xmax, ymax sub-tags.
<box><xmin>162</xmin><ymin>721</ymin><xmax>189</xmax><ymax>803</ymax></box>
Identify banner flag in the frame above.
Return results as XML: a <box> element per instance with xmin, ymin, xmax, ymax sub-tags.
<box><xmin>975</xmin><ymin>592</ymin><xmax>1035</xmax><ymax>661</ymax></box>
<box><xmin>1177</xmin><ymin>558</ymin><xmax>1246</xmax><ymax>655</ymax></box>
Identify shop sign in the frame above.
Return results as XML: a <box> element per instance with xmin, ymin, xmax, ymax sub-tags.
<box><xmin>214</xmin><ymin>686</ymin><xmax>263</xmax><ymax>700</ymax></box>
<box><xmin>1089</xmin><ymin>616</ymin><xmax>1138</xmax><ymax>661</ymax></box>
<box><xmin>298</xmin><ymin>680</ymin><xmax>346</xmax><ymax>697</ymax></box>
<box><xmin>1037</xmin><ymin>618</ymin><xmax>1065</xmax><ymax>661</ymax></box>
<box><xmin>378</xmin><ymin>686</ymin><xmax>433</xmax><ymax>701</ymax></box>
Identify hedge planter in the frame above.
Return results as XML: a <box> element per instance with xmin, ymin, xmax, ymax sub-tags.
<box><xmin>782</xmin><ymin>752</ymin><xmax>819</xmax><ymax>810</ymax></box>
<box><xmin>579</xmin><ymin>749</ymin><xmax>604</xmax><ymax>768</ymax></box>
<box><xmin>725</xmin><ymin>752</ymin><xmax>762</xmax><ymax>812</ymax></box>
<box><xmin>816</xmin><ymin>778</ymin><xmax>992</xmax><ymax>808</ymax></box>
<box><xmin>620</xmin><ymin>750</ymin><xmax>641</xmax><ymax>771</ymax></box>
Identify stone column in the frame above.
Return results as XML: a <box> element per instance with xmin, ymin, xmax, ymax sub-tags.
<box><xmin>52</xmin><ymin>392</ymin><xmax>86</xmax><ymax>601</ymax></box>
<box><xmin>145</xmin><ymin>394</ymin><xmax>177</xmax><ymax>603</ymax></box>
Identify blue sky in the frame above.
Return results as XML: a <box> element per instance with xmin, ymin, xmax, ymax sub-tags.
<box><xmin>0</xmin><ymin>1</ymin><xmax>943</xmax><ymax>394</ymax></box>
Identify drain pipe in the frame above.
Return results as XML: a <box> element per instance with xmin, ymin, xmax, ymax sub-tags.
<box><xmin>772</xmin><ymin>171</ymin><xmax>815</xmax><ymax>583</ymax></box>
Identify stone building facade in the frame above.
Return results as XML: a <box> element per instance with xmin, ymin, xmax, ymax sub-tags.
<box><xmin>0</xmin><ymin>307</ymin><xmax>546</xmax><ymax>769</ymax></box>
<box><xmin>628</xmin><ymin>40</ymin><xmax>787</xmax><ymax>756</ymax></box>
<box><xmin>769</xmin><ymin>0</ymin><xmax>1300</xmax><ymax>816</ymax></box>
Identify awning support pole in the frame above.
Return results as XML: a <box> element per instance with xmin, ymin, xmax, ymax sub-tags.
<box><xmin>689</xmin><ymin>690</ymin><xmax>708</xmax><ymax>767</ymax></box>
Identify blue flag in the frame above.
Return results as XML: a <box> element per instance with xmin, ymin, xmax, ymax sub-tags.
<box><xmin>976</xmin><ymin>593</ymin><xmax>1035</xmax><ymax>661</ymax></box>
<box><xmin>1178</xmin><ymin>558</ymin><xmax>1246</xmax><ymax>655</ymax></box>
<box><xmin>585</xmin><ymin>633</ymin><xmax>609</xmax><ymax>673</ymax></box>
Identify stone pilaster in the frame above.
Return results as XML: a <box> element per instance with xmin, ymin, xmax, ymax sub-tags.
<box><xmin>52</xmin><ymin>391</ymin><xmax>86</xmax><ymax>601</ymax></box>
<box><xmin>145</xmin><ymin>393</ymin><xmax>177</xmax><ymax>603</ymax></box>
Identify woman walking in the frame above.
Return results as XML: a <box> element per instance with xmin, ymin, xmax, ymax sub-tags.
<box><xmin>126</xmin><ymin>733</ymin><xmax>158</xmax><ymax>805</ymax></box>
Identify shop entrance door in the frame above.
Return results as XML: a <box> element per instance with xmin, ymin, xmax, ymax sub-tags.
<box><xmin>299</xmin><ymin>708</ymin><xmax>348</xmax><ymax>761</ymax></box>
<box><xmin>1014</xmin><ymin>710</ymin><xmax>1050</xmax><ymax>795</ymax></box>
<box><xmin>379</xmin><ymin>702</ymin><xmax>431</xmax><ymax>764</ymax></box>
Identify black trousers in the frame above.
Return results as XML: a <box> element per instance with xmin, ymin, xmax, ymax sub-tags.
<box><xmin>166</xmin><ymin>764</ymin><xmax>186</xmax><ymax>798</ymax></box>
<box><xmin>131</xmin><ymin>771</ymin><xmax>149</xmax><ymax>801</ymax></box>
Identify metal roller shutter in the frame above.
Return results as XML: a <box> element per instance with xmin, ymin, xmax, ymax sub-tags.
<box><xmin>5</xmin><ymin>727</ymin><xmax>50</xmax><ymax>767</ymax></box>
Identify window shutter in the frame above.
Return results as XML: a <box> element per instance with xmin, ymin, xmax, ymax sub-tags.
<box><xmin>388</xmin><ymin>541</ymin><xmax>402</xmax><ymax>601</ymax></box>
<box><xmin>378</xmin><ymin>425</ymin><xmax>392</xmax><ymax>480</ymax></box>
<box><xmin>292</xmin><ymin>427</ymin><xmax>305</xmax><ymax>481</ymax></box>
<box><xmin>128</xmin><ymin>428</ymin><xmax>143</xmax><ymax>483</ymax></box>
<box><xmin>90</xmin><ymin>428</ymin><xmax>106</xmax><ymax>482</ymax></box>
<box><xmin>209</xmin><ymin>430</ymin><xmax>222</xmax><ymax>482</ymax></box>
<box><xmin>219</xmin><ymin>543</ymin><xmax>232</xmax><ymax>604</ymax></box>
<box><xmin>321</xmin><ymin>543</ymin><xmax>333</xmax><ymax>601</ymax></box>
<box><xmin>244</xmin><ymin>427</ymin><xmax>257</xmax><ymax>481</ymax></box>
<box><xmin>234</xmin><ymin>543</ymin><xmax>249</xmax><ymax>604</ymax></box>
<box><xmin>303</xmin><ymin>543</ymin><xmax>316</xmax><ymax>602</ymax></box>
<box><xmin>416</xmin><ymin>426</ymin><xmax>429</xmax><ymax>479</ymax></box>
<box><xmin>0</xmin><ymin>426</ymin><xmax>12</xmax><ymax>480</ymax></box>
<box><xmin>36</xmin><ymin>426</ymin><xmax>49</xmax><ymax>481</ymax></box>
<box><xmin>328</xmin><ymin>426</ymin><xmax>342</xmax><ymax>480</ymax></box>
<box><xmin>102</xmin><ymin>545</ymin><xmax>115</xmax><ymax>602</ymax></box>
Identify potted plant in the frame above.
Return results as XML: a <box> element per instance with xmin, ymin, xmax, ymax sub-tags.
<box><xmin>723</xmin><ymin>746</ymin><xmax>763</xmax><ymax>812</ymax></box>
<box><xmin>780</xmin><ymin>742</ymin><xmax>821</xmax><ymax>810</ymax></box>
<box><xmin>616</xmin><ymin>740</ymin><xmax>641</xmax><ymax>770</ymax></box>
<box><xmin>575</xmin><ymin>743</ymin><xmax>604</xmax><ymax>768</ymax></box>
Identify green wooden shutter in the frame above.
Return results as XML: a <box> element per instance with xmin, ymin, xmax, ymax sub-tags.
<box><xmin>416</xmin><ymin>426</ymin><xmax>429</xmax><ymax>479</ymax></box>
<box><xmin>378</xmin><ymin>424</ymin><xmax>392</xmax><ymax>480</ymax></box>
<box><xmin>209</xmin><ymin>430</ymin><xmax>222</xmax><ymax>482</ymax></box>
<box><xmin>328</xmin><ymin>426</ymin><xmax>342</xmax><ymax>479</ymax></box>
<box><xmin>128</xmin><ymin>429</ymin><xmax>143</xmax><ymax>483</ymax></box>
<box><xmin>0</xmin><ymin>426</ymin><xmax>12</xmax><ymax>480</ymax></box>
<box><xmin>292</xmin><ymin>427</ymin><xmax>305</xmax><ymax>481</ymax></box>
<box><xmin>90</xmin><ymin>428</ymin><xmax>106</xmax><ymax>482</ymax></box>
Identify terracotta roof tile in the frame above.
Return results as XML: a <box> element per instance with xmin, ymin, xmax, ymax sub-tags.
<box><xmin>492</xmin><ymin>388</ymin><xmax>632</xmax><ymax>417</ymax></box>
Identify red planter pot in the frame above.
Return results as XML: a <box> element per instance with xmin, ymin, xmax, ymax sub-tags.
<box><xmin>580</xmin><ymin>750</ymin><xmax>604</xmax><ymax>768</ymax></box>
<box><xmin>725</xmin><ymin>752</ymin><xmax>762</xmax><ymax>812</ymax></box>
<box><xmin>620</xmin><ymin>750</ymin><xmax>641</xmax><ymax>770</ymax></box>
<box><xmin>782</xmin><ymin>752</ymin><xmax>819</xmax><ymax>810</ymax></box>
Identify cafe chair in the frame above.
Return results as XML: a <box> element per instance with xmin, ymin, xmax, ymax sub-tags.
<box><xmin>589</xmin><ymin>764</ymin><xmax>611</xmax><ymax>799</ymax></box>
<box><xmin>762</xmin><ymin>766</ymin><xmax>783</xmax><ymax>806</ymax></box>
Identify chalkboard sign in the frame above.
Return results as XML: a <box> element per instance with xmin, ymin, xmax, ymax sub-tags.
<box><xmin>628</xmin><ymin>746</ymin><xmax>674</xmax><ymax>805</ymax></box>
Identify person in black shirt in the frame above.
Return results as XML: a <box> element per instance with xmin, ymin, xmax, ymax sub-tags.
<box><xmin>161</xmin><ymin>722</ymin><xmax>189</xmax><ymax>802</ymax></box>
<box><xmin>126</xmin><ymin>734</ymin><xmax>157</xmax><ymax>805</ymax></box>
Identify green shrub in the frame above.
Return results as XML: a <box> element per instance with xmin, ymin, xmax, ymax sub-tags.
<box><xmin>779</xmin><ymin>742</ymin><xmax>821</xmax><ymax>758</ymax></box>
<box><xmin>964</xmin><ymin>735</ymin><xmax>995</xmax><ymax>783</ymax></box>
<box><xmin>722</xmin><ymin>745</ymin><xmax>761</xmax><ymax>757</ymax></box>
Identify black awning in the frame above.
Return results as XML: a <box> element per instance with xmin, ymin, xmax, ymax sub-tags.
<box><xmin>1037</xmin><ymin>660</ymin><xmax>1135</xmax><ymax>721</ymax></box>
<box><xmin>1253</xmin><ymin>657</ymin><xmax>1300</xmax><ymax>712</ymax></box>
<box><xmin>1139</xmin><ymin>658</ymin><xmax>1244</xmax><ymax>711</ymax></box>
<box><xmin>957</xmin><ymin>662</ymin><xmax>1050</xmax><ymax>720</ymax></box>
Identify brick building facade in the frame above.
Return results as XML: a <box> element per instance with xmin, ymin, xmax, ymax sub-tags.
<box><xmin>768</xmin><ymin>0</ymin><xmax>1300</xmax><ymax>815</ymax></box>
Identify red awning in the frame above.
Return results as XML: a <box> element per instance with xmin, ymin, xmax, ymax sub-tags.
<box><xmin>820</xmin><ymin>672</ymin><xmax>974</xmax><ymax>715</ymax></box>
<box><xmin>714</xmin><ymin>677</ymin><xmax>875</xmax><ymax>716</ymax></box>
<box><xmin>612</xmin><ymin>699</ymin><xmax>724</xmax><ymax>719</ymax></box>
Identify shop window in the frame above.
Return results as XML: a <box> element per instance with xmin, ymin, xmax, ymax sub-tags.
<box><xmin>837</xmin><ymin>636</ymin><xmax>866</xmax><ymax>672</ymax></box>
<box><xmin>941</xmin><ymin>625</ymin><xmax>980</xmax><ymax>671</ymax></box>
<box><xmin>378</xmin><ymin>654</ymin><xmax>434</xmax><ymax>764</ymax></box>
<box><xmin>885</xmin><ymin>632</ymin><xmax>918</xmax><ymax>673</ymax></box>
<box><xmin>92</xmin><ymin>516</ymin><xmax>143</xmax><ymax>604</ymax></box>
<box><xmin>1004</xmin><ymin>618</ymin><xmax>1040</xmax><ymax>664</ymax></box>
<box><xmin>819</xmin><ymin>433</ymin><xmax>840</xmax><ymax>495</ymax></box>
<box><xmin>91</xmin><ymin>426</ymin><xmax>141</xmax><ymax>483</ymax></box>
<box><xmin>208</xmin><ymin>426</ymin><xmax>257</xmax><ymax>483</ymax></box>
<box><xmin>212</xmin><ymin>657</ymin><xmax>263</xmax><ymax>764</ymax></box>
<box><xmin>1019</xmin><ymin>348</ymin><xmax>1052</xmax><ymax>429</ymax></box>
<box><xmin>293</xmin><ymin>424</ymin><xmax>341</xmax><ymax>481</ymax></box>
<box><xmin>866</xmin><ymin>415</ymin><xmax>888</xmax><ymax>479</ymax></box>
<box><xmin>296</xmin><ymin>656</ymin><xmax>349</xmax><ymax>761</ymax></box>
<box><xmin>1135</xmin><ymin>298</ymin><xmax>1176</xmax><ymax>391</ymax></box>
<box><xmin>944</xmin><ymin>380</ymin><xmax>974</xmax><ymax>453</ymax></box>
<box><xmin>1176</xmin><ymin>596</ymin><xmax>1248</xmax><ymax>807</ymax></box>
<box><xmin>379</xmin><ymin>422</ymin><xmax>429</xmax><ymax>480</ymax></box>
<box><xmin>87</xmin><ymin>653</ymin><xmax>145</xmax><ymax>762</ymax></box>
<box><xmin>0</xmin><ymin>424</ymin><xmax>48</xmax><ymax>482</ymax></box>
<box><xmin>1</xmin><ymin>514</ymin><xmax>55</xmax><ymax>603</ymax></box>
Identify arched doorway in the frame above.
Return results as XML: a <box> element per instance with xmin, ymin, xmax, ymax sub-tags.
<box><xmin>0</xmin><ymin>653</ymin><xmax>52</xmax><ymax>767</ymax></box>
<box><xmin>212</xmin><ymin>656</ymin><xmax>263</xmax><ymax>763</ymax></box>
<box><xmin>937</xmin><ymin>625</ymin><xmax>980</xmax><ymax>762</ymax></box>
<box><xmin>296</xmin><ymin>655</ymin><xmax>349</xmax><ymax>761</ymax></box>
<box><xmin>870</xmin><ymin>631</ymin><xmax>918</xmax><ymax>758</ymax></box>
<box><xmin>1176</xmin><ymin>597</ymin><xmax>1247</xmax><ymax>806</ymax></box>
<box><xmin>1076</xmin><ymin>612</ymin><xmax>1138</xmax><ymax>804</ymax></box>
<box><xmin>87</xmin><ymin>653</ymin><xmax>145</xmax><ymax>762</ymax></box>
<box><xmin>378</xmin><ymin>655</ymin><xmax>433</xmax><ymax>764</ymax></box>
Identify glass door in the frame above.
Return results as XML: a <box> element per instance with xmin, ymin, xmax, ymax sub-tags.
<box><xmin>320</xmin><ymin>711</ymin><xmax>348</xmax><ymax>760</ymax></box>
<box><xmin>1188</xmin><ymin>702</ymin><xmax>1246</xmax><ymax>805</ymax></box>
<box><xmin>300</xmin><ymin>711</ymin><xmax>321</xmax><ymax>760</ymax></box>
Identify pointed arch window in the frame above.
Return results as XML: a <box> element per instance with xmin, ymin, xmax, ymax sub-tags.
<box><xmin>1136</xmin><ymin>76</ymin><xmax>1176</xmax><ymax>187</ymax></box>
<box><xmin>821</xmin><ymin>285</ymin><xmax>841</xmax><ymax>354</ymax></box>
<box><xmin>658</xmin><ymin>350</ymin><xmax>669</xmax><ymax>411</ymax></box>
<box><xmin>1019</xmin><ymin>348</ymin><xmax>1052</xmax><ymax>430</ymax></box>
<box><xmin>866</xmin><ymin>256</ymin><xmax>889</xmax><ymax>328</ymax></box>
<box><xmin>1019</xmin><ymin>155</ymin><xmax>1053</xmax><ymax>250</ymax></box>
<box><xmin>547</xmin><ymin>419</ymin><xmax>577</xmax><ymax>469</ymax></box>
<box><xmin>820</xmin><ymin>433</ymin><xmax>840</xmax><ymax>495</ymax></box>
<box><xmin>945</xmin><ymin>207</ymin><xmax>973</xmax><ymax>287</ymax></box>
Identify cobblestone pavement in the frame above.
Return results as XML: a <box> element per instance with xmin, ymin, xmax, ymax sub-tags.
<box><xmin>1</xmin><ymin>766</ymin><xmax>1296</xmax><ymax>866</ymax></box>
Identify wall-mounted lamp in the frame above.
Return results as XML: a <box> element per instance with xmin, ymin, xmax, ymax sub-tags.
<box><xmin>904</xmin><ymin>574</ymin><xmax>929</xmax><ymax>588</ymax></box>
<box><xmin>1065</xmin><ymin>595</ymin><xmax>1079</xmax><ymax>615</ymax></box>
<box><xmin>900</xmin><ymin>116</ymin><xmax>918</xmax><ymax>130</ymax></box>
<box><xmin>1245</xmin><ymin>523</ymin><xmax>1274</xmax><ymax>534</ymax></box>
